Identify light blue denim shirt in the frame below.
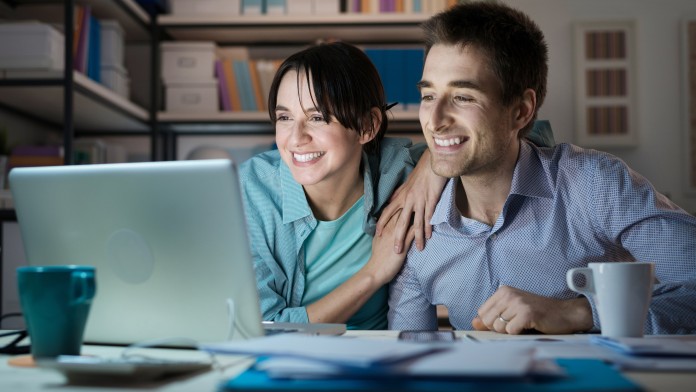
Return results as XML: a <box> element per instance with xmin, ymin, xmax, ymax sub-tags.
<box><xmin>240</xmin><ymin>137</ymin><xmax>426</xmax><ymax>323</ymax></box>
<box><xmin>389</xmin><ymin>140</ymin><xmax>696</xmax><ymax>334</ymax></box>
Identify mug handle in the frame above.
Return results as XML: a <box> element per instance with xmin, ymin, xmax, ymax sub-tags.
<box><xmin>71</xmin><ymin>270</ymin><xmax>96</xmax><ymax>306</ymax></box>
<box><xmin>566</xmin><ymin>268</ymin><xmax>595</xmax><ymax>295</ymax></box>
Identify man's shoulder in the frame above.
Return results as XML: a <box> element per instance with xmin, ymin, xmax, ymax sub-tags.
<box><xmin>534</xmin><ymin>142</ymin><xmax>617</xmax><ymax>171</ymax></box>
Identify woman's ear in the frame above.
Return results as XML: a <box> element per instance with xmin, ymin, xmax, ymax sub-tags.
<box><xmin>360</xmin><ymin>107</ymin><xmax>382</xmax><ymax>145</ymax></box>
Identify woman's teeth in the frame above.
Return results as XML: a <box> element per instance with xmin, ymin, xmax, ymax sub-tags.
<box><xmin>294</xmin><ymin>152</ymin><xmax>325</xmax><ymax>162</ymax></box>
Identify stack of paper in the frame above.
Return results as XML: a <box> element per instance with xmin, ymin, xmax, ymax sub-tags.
<box><xmin>200</xmin><ymin>334</ymin><xmax>549</xmax><ymax>380</ymax></box>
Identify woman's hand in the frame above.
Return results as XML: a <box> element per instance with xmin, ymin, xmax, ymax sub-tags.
<box><xmin>376</xmin><ymin>149</ymin><xmax>446</xmax><ymax>253</ymax></box>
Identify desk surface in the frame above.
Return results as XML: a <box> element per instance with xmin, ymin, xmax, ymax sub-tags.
<box><xmin>2</xmin><ymin>330</ymin><xmax>695</xmax><ymax>392</ymax></box>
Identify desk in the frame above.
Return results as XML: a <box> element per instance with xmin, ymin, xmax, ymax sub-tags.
<box><xmin>2</xmin><ymin>330</ymin><xmax>696</xmax><ymax>391</ymax></box>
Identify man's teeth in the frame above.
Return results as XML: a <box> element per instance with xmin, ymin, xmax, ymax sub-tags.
<box><xmin>294</xmin><ymin>152</ymin><xmax>325</xmax><ymax>162</ymax></box>
<box><xmin>434</xmin><ymin>137</ymin><xmax>463</xmax><ymax>147</ymax></box>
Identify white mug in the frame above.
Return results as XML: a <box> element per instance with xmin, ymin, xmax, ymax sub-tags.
<box><xmin>566</xmin><ymin>262</ymin><xmax>655</xmax><ymax>337</ymax></box>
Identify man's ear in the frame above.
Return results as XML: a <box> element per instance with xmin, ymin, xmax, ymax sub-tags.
<box><xmin>512</xmin><ymin>88</ymin><xmax>537</xmax><ymax>130</ymax></box>
<box><xmin>360</xmin><ymin>107</ymin><xmax>382</xmax><ymax>145</ymax></box>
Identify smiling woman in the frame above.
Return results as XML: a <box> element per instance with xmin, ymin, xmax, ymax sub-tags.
<box><xmin>237</xmin><ymin>42</ymin><xmax>444</xmax><ymax>330</ymax></box>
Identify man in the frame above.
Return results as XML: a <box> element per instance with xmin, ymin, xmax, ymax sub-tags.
<box><xmin>388</xmin><ymin>2</ymin><xmax>696</xmax><ymax>335</ymax></box>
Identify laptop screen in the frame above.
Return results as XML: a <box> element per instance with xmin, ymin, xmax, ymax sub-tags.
<box><xmin>10</xmin><ymin>159</ymin><xmax>266</xmax><ymax>344</ymax></box>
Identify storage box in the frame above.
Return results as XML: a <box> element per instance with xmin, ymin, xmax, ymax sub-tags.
<box><xmin>165</xmin><ymin>78</ymin><xmax>219</xmax><ymax>113</ymax></box>
<box><xmin>313</xmin><ymin>0</ymin><xmax>340</xmax><ymax>15</ymax></box>
<box><xmin>100</xmin><ymin>20</ymin><xmax>125</xmax><ymax>67</ymax></box>
<box><xmin>286</xmin><ymin>0</ymin><xmax>311</xmax><ymax>15</ymax></box>
<box><xmin>101</xmin><ymin>64</ymin><xmax>130</xmax><ymax>99</ymax></box>
<box><xmin>170</xmin><ymin>0</ymin><xmax>240</xmax><ymax>15</ymax></box>
<box><xmin>161</xmin><ymin>42</ymin><xmax>217</xmax><ymax>81</ymax></box>
<box><xmin>0</xmin><ymin>22</ymin><xmax>64</xmax><ymax>70</ymax></box>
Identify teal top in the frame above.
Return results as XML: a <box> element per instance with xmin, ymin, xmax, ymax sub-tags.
<box><xmin>239</xmin><ymin>122</ymin><xmax>555</xmax><ymax>328</ymax></box>
<box><xmin>302</xmin><ymin>196</ymin><xmax>387</xmax><ymax>330</ymax></box>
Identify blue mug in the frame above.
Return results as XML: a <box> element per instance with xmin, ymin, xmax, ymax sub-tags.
<box><xmin>17</xmin><ymin>265</ymin><xmax>96</xmax><ymax>358</ymax></box>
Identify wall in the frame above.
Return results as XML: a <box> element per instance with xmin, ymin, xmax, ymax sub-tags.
<box><xmin>507</xmin><ymin>0</ymin><xmax>696</xmax><ymax>213</ymax></box>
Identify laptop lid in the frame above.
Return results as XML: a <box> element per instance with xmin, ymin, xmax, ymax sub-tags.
<box><xmin>10</xmin><ymin>159</ymin><xmax>268</xmax><ymax>344</ymax></box>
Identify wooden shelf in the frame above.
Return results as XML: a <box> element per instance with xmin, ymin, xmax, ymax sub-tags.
<box><xmin>157</xmin><ymin>109</ymin><xmax>420</xmax><ymax>134</ymax></box>
<box><xmin>0</xmin><ymin>71</ymin><xmax>149</xmax><ymax>132</ymax></box>
<box><xmin>11</xmin><ymin>0</ymin><xmax>151</xmax><ymax>42</ymax></box>
<box><xmin>158</xmin><ymin>13</ymin><xmax>429</xmax><ymax>44</ymax></box>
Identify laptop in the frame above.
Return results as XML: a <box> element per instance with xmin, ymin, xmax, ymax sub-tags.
<box><xmin>9</xmin><ymin>159</ymin><xmax>345</xmax><ymax>345</ymax></box>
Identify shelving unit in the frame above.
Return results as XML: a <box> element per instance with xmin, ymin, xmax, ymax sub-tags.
<box><xmin>156</xmin><ymin>12</ymin><xmax>427</xmax><ymax>158</ymax></box>
<box><xmin>0</xmin><ymin>0</ymin><xmax>157</xmax><ymax>162</ymax></box>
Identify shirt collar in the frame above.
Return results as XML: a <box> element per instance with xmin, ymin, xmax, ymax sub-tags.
<box><xmin>280</xmin><ymin>162</ymin><xmax>313</xmax><ymax>224</ymax></box>
<box><xmin>430</xmin><ymin>140</ymin><xmax>554</xmax><ymax>226</ymax></box>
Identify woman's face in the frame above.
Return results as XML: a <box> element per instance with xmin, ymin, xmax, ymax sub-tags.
<box><xmin>274</xmin><ymin>70</ymin><xmax>367</xmax><ymax>188</ymax></box>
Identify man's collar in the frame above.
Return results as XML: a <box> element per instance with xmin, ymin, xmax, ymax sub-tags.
<box><xmin>430</xmin><ymin>140</ymin><xmax>553</xmax><ymax>226</ymax></box>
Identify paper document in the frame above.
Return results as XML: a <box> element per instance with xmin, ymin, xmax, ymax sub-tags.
<box><xmin>590</xmin><ymin>336</ymin><xmax>696</xmax><ymax>357</ymax></box>
<box><xmin>199</xmin><ymin>334</ymin><xmax>440</xmax><ymax>368</ymax></box>
<box><xmin>254</xmin><ymin>343</ymin><xmax>544</xmax><ymax>379</ymax></box>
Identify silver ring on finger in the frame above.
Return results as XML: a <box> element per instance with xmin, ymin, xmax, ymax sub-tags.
<box><xmin>497</xmin><ymin>313</ymin><xmax>510</xmax><ymax>324</ymax></box>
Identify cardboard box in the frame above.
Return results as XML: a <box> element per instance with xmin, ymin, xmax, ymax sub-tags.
<box><xmin>161</xmin><ymin>41</ymin><xmax>217</xmax><ymax>81</ymax></box>
<box><xmin>0</xmin><ymin>22</ymin><xmax>64</xmax><ymax>70</ymax></box>
<box><xmin>165</xmin><ymin>78</ymin><xmax>219</xmax><ymax>113</ymax></box>
<box><xmin>170</xmin><ymin>0</ymin><xmax>240</xmax><ymax>16</ymax></box>
<box><xmin>101</xmin><ymin>64</ymin><xmax>130</xmax><ymax>99</ymax></box>
<box><xmin>100</xmin><ymin>20</ymin><xmax>125</xmax><ymax>67</ymax></box>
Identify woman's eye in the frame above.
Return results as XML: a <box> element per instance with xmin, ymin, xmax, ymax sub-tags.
<box><xmin>309</xmin><ymin>115</ymin><xmax>325</xmax><ymax>122</ymax></box>
<box><xmin>276</xmin><ymin>115</ymin><xmax>290</xmax><ymax>121</ymax></box>
<box><xmin>421</xmin><ymin>94</ymin><xmax>434</xmax><ymax>102</ymax></box>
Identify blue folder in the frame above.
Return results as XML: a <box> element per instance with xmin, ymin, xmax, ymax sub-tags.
<box><xmin>220</xmin><ymin>359</ymin><xmax>641</xmax><ymax>392</ymax></box>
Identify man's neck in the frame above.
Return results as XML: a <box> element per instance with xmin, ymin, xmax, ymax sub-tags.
<box><xmin>455</xmin><ymin>141</ymin><xmax>520</xmax><ymax>226</ymax></box>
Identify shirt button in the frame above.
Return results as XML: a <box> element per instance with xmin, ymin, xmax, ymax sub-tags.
<box><xmin>490</xmin><ymin>233</ymin><xmax>497</xmax><ymax>240</ymax></box>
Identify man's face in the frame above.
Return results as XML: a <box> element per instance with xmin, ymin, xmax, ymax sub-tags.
<box><xmin>418</xmin><ymin>44</ymin><xmax>520</xmax><ymax>179</ymax></box>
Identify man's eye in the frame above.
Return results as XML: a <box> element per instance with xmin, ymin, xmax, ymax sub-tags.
<box><xmin>276</xmin><ymin>115</ymin><xmax>290</xmax><ymax>121</ymax></box>
<box><xmin>309</xmin><ymin>116</ymin><xmax>325</xmax><ymax>122</ymax></box>
<box><xmin>454</xmin><ymin>96</ymin><xmax>474</xmax><ymax>103</ymax></box>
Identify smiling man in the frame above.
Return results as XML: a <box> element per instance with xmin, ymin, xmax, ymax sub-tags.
<box><xmin>388</xmin><ymin>2</ymin><xmax>696</xmax><ymax>335</ymax></box>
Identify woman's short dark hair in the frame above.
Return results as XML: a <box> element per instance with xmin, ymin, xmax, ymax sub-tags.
<box><xmin>268</xmin><ymin>41</ymin><xmax>388</xmax><ymax>155</ymax></box>
<box><xmin>422</xmin><ymin>2</ymin><xmax>548</xmax><ymax>137</ymax></box>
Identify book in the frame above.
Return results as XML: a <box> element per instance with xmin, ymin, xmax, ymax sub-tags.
<box><xmin>215</xmin><ymin>59</ymin><xmax>231</xmax><ymax>111</ymax></box>
<box><xmin>248</xmin><ymin>60</ymin><xmax>266</xmax><ymax>111</ymax></box>
<box><xmin>223</xmin><ymin>59</ymin><xmax>242</xmax><ymax>111</ymax></box>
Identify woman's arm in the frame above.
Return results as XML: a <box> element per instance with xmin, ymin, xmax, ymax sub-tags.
<box><xmin>306</xmin><ymin>215</ymin><xmax>414</xmax><ymax>323</ymax></box>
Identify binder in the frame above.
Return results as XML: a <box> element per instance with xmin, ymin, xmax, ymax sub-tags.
<box><xmin>221</xmin><ymin>359</ymin><xmax>642</xmax><ymax>392</ymax></box>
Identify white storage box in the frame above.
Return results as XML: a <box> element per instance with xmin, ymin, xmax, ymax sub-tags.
<box><xmin>0</xmin><ymin>22</ymin><xmax>64</xmax><ymax>70</ymax></box>
<box><xmin>313</xmin><ymin>0</ymin><xmax>340</xmax><ymax>14</ymax></box>
<box><xmin>286</xmin><ymin>0</ymin><xmax>311</xmax><ymax>15</ymax></box>
<box><xmin>161</xmin><ymin>42</ymin><xmax>217</xmax><ymax>81</ymax></box>
<box><xmin>165</xmin><ymin>79</ymin><xmax>219</xmax><ymax>113</ymax></box>
<box><xmin>100</xmin><ymin>20</ymin><xmax>125</xmax><ymax>67</ymax></box>
<box><xmin>170</xmin><ymin>0</ymin><xmax>240</xmax><ymax>15</ymax></box>
<box><xmin>101</xmin><ymin>64</ymin><xmax>130</xmax><ymax>99</ymax></box>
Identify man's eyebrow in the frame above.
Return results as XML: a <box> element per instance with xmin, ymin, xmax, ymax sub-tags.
<box><xmin>416</xmin><ymin>80</ymin><xmax>483</xmax><ymax>90</ymax></box>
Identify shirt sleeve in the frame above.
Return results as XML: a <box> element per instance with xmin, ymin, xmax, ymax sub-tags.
<box><xmin>588</xmin><ymin>154</ymin><xmax>696</xmax><ymax>334</ymax></box>
<box><xmin>388</xmin><ymin>263</ymin><xmax>438</xmax><ymax>330</ymax></box>
<box><xmin>363</xmin><ymin>138</ymin><xmax>428</xmax><ymax>234</ymax></box>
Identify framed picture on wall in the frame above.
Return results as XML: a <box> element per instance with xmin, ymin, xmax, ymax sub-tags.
<box><xmin>574</xmin><ymin>20</ymin><xmax>638</xmax><ymax>148</ymax></box>
<box><xmin>683</xmin><ymin>19</ymin><xmax>696</xmax><ymax>194</ymax></box>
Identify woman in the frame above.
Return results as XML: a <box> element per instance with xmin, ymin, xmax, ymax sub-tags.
<box><xmin>239</xmin><ymin>42</ymin><xmax>442</xmax><ymax>329</ymax></box>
